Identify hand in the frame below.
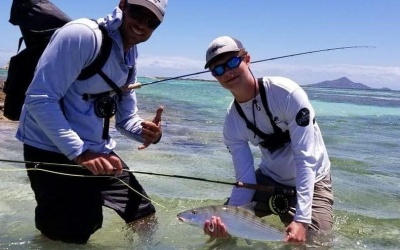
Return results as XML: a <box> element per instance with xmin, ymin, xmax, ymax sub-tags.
<box><xmin>138</xmin><ymin>106</ymin><xmax>163</xmax><ymax>150</ymax></box>
<box><xmin>284</xmin><ymin>221</ymin><xmax>308</xmax><ymax>243</ymax></box>
<box><xmin>75</xmin><ymin>150</ymin><xmax>123</xmax><ymax>175</ymax></box>
<box><xmin>203</xmin><ymin>216</ymin><xmax>229</xmax><ymax>238</ymax></box>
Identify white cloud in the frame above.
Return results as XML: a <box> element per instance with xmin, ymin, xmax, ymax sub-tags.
<box><xmin>2</xmin><ymin>51</ymin><xmax>399</xmax><ymax>90</ymax></box>
<box><xmin>252</xmin><ymin>63</ymin><xmax>400</xmax><ymax>90</ymax></box>
<box><xmin>137</xmin><ymin>54</ymin><xmax>400</xmax><ymax>90</ymax></box>
<box><xmin>138</xmin><ymin>55</ymin><xmax>202</xmax><ymax>71</ymax></box>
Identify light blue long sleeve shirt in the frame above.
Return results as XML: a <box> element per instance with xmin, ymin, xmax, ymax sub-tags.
<box><xmin>16</xmin><ymin>7</ymin><xmax>146</xmax><ymax>160</ymax></box>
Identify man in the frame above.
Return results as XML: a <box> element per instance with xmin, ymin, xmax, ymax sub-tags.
<box><xmin>16</xmin><ymin>0</ymin><xmax>167</xmax><ymax>244</ymax></box>
<box><xmin>202</xmin><ymin>36</ymin><xmax>333</xmax><ymax>243</ymax></box>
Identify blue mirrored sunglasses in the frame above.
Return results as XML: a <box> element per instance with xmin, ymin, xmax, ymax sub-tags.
<box><xmin>211</xmin><ymin>56</ymin><xmax>243</xmax><ymax>77</ymax></box>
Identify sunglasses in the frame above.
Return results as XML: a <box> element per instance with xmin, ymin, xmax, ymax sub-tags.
<box><xmin>211</xmin><ymin>56</ymin><xmax>243</xmax><ymax>77</ymax></box>
<box><xmin>128</xmin><ymin>4</ymin><xmax>161</xmax><ymax>29</ymax></box>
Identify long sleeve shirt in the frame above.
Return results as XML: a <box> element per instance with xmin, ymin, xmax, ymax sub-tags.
<box><xmin>225</xmin><ymin>76</ymin><xmax>331</xmax><ymax>224</ymax></box>
<box><xmin>16</xmin><ymin>7</ymin><xmax>145</xmax><ymax>160</ymax></box>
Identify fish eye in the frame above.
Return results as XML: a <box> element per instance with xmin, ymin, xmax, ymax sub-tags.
<box><xmin>191</xmin><ymin>210</ymin><xmax>198</xmax><ymax>215</ymax></box>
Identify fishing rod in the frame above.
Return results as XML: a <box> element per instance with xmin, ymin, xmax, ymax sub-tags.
<box><xmin>127</xmin><ymin>45</ymin><xmax>374</xmax><ymax>89</ymax></box>
<box><xmin>126</xmin><ymin>169</ymin><xmax>280</xmax><ymax>193</ymax></box>
<box><xmin>0</xmin><ymin>158</ymin><xmax>277</xmax><ymax>193</ymax></box>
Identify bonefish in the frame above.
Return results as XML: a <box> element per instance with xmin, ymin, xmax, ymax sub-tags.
<box><xmin>177</xmin><ymin>204</ymin><xmax>283</xmax><ymax>242</ymax></box>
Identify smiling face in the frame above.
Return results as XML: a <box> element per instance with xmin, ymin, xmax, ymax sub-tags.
<box><xmin>119</xmin><ymin>1</ymin><xmax>161</xmax><ymax>51</ymax></box>
<box><xmin>209</xmin><ymin>51</ymin><xmax>254</xmax><ymax>101</ymax></box>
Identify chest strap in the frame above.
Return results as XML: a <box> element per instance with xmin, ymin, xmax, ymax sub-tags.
<box><xmin>234</xmin><ymin>78</ymin><xmax>291</xmax><ymax>152</ymax></box>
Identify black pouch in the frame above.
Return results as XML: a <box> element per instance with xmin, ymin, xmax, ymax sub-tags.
<box><xmin>259</xmin><ymin>131</ymin><xmax>291</xmax><ymax>153</ymax></box>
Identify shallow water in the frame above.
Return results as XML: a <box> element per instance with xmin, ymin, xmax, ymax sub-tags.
<box><xmin>0</xmin><ymin>78</ymin><xmax>399</xmax><ymax>249</ymax></box>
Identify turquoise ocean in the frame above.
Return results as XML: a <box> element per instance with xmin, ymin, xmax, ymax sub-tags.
<box><xmin>0</xmin><ymin>69</ymin><xmax>399</xmax><ymax>249</ymax></box>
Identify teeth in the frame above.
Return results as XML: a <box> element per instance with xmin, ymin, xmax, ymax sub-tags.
<box><xmin>131</xmin><ymin>27</ymin><xmax>143</xmax><ymax>35</ymax></box>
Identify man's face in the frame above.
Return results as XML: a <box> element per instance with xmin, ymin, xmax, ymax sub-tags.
<box><xmin>209</xmin><ymin>52</ymin><xmax>249</xmax><ymax>89</ymax></box>
<box><xmin>120</xmin><ymin>4</ymin><xmax>161</xmax><ymax>46</ymax></box>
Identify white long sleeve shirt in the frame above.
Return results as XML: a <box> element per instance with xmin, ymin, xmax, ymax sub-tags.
<box><xmin>225</xmin><ymin>76</ymin><xmax>331</xmax><ymax>224</ymax></box>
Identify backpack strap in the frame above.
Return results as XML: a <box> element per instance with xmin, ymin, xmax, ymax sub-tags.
<box><xmin>258</xmin><ymin>78</ymin><xmax>286</xmax><ymax>135</ymax></box>
<box><xmin>234</xmin><ymin>101</ymin><xmax>270</xmax><ymax>139</ymax></box>
<box><xmin>77</xmin><ymin>23</ymin><xmax>112</xmax><ymax>81</ymax></box>
<box><xmin>97</xmin><ymin>70</ymin><xmax>123</xmax><ymax>101</ymax></box>
<box><xmin>77</xmin><ymin>21</ymin><xmax>122</xmax><ymax>100</ymax></box>
<box><xmin>17</xmin><ymin>36</ymin><xmax>24</xmax><ymax>53</ymax></box>
<box><xmin>234</xmin><ymin>78</ymin><xmax>291</xmax><ymax>152</ymax></box>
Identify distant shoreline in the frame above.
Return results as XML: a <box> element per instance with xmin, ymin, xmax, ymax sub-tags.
<box><xmin>302</xmin><ymin>85</ymin><xmax>397</xmax><ymax>92</ymax></box>
<box><xmin>149</xmin><ymin>76</ymin><xmax>217</xmax><ymax>83</ymax></box>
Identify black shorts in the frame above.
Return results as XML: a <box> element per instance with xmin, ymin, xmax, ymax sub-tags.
<box><xmin>23</xmin><ymin>144</ymin><xmax>155</xmax><ymax>243</ymax></box>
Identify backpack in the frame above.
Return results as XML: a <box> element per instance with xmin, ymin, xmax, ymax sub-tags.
<box><xmin>3</xmin><ymin>0</ymin><xmax>112</xmax><ymax>121</ymax></box>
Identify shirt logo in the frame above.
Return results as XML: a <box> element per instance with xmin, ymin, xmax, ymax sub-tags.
<box><xmin>296</xmin><ymin>108</ymin><xmax>310</xmax><ymax>127</ymax></box>
<box><xmin>210</xmin><ymin>44</ymin><xmax>225</xmax><ymax>54</ymax></box>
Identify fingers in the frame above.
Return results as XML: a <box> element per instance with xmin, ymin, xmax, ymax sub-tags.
<box><xmin>153</xmin><ymin>106</ymin><xmax>164</xmax><ymax>124</ymax></box>
<box><xmin>137</xmin><ymin>126</ymin><xmax>156</xmax><ymax>150</ymax></box>
<box><xmin>138</xmin><ymin>142</ymin><xmax>150</xmax><ymax>150</ymax></box>
<box><xmin>284</xmin><ymin>223</ymin><xmax>307</xmax><ymax>243</ymax></box>
<box><xmin>79</xmin><ymin>151</ymin><xmax>123</xmax><ymax>175</ymax></box>
<box><xmin>203</xmin><ymin>216</ymin><xmax>228</xmax><ymax>238</ymax></box>
<box><xmin>138</xmin><ymin>106</ymin><xmax>164</xmax><ymax>149</ymax></box>
<box><xmin>284</xmin><ymin>231</ymin><xmax>292</xmax><ymax>242</ymax></box>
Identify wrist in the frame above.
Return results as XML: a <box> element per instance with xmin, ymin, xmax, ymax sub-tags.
<box><xmin>75</xmin><ymin>149</ymin><xmax>91</xmax><ymax>164</ymax></box>
<box><xmin>293</xmin><ymin>220</ymin><xmax>309</xmax><ymax>228</ymax></box>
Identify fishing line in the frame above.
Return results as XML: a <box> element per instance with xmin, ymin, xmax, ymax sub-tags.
<box><xmin>0</xmin><ymin>159</ymin><xmax>274</xmax><ymax>192</ymax></box>
<box><xmin>0</xmin><ymin>158</ymin><xmax>236</xmax><ymax>185</ymax></box>
<box><xmin>0</xmin><ymin>161</ymin><xmax>167</xmax><ymax>210</ymax></box>
<box><xmin>127</xmin><ymin>45</ymin><xmax>374</xmax><ymax>89</ymax></box>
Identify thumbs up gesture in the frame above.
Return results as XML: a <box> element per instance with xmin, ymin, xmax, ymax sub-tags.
<box><xmin>138</xmin><ymin>106</ymin><xmax>163</xmax><ymax>150</ymax></box>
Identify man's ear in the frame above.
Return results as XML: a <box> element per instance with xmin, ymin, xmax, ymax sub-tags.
<box><xmin>244</xmin><ymin>54</ymin><xmax>251</xmax><ymax>64</ymax></box>
<box><xmin>119</xmin><ymin>0</ymin><xmax>126</xmax><ymax>10</ymax></box>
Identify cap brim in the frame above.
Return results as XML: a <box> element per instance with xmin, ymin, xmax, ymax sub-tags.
<box><xmin>204</xmin><ymin>50</ymin><xmax>239</xmax><ymax>69</ymax></box>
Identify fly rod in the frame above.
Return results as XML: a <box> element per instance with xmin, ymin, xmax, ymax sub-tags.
<box><xmin>0</xmin><ymin>159</ymin><xmax>234</xmax><ymax>185</ymax></box>
<box><xmin>126</xmin><ymin>45</ymin><xmax>374</xmax><ymax>90</ymax></box>
<box><xmin>0</xmin><ymin>158</ymin><xmax>276</xmax><ymax>192</ymax></box>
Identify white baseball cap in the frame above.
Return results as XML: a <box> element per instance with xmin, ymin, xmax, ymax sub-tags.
<box><xmin>204</xmin><ymin>36</ymin><xmax>244</xmax><ymax>69</ymax></box>
<box><xmin>127</xmin><ymin>0</ymin><xmax>168</xmax><ymax>22</ymax></box>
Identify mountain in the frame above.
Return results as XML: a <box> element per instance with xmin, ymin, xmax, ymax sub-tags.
<box><xmin>304</xmin><ymin>77</ymin><xmax>371</xmax><ymax>89</ymax></box>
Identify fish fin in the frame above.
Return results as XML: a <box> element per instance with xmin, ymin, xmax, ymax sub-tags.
<box><xmin>239</xmin><ymin>202</ymin><xmax>256</xmax><ymax>211</ymax></box>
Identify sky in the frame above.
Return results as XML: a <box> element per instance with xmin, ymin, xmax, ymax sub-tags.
<box><xmin>0</xmin><ymin>1</ymin><xmax>399</xmax><ymax>90</ymax></box>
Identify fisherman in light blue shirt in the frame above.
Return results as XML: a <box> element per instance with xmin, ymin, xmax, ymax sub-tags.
<box><xmin>16</xmin><ymin>0</ymin><xmax>167</xmax><ymax>244</ymax></box>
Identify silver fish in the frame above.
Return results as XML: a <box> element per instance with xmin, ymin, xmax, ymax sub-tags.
<box><xmin>177</xmin><ymin>204</ymin><xmax>283</xmax><ymax>242</ymax></box>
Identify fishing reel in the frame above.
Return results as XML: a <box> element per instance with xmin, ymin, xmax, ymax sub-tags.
<box><xmin>94</xmin><ymin>95</ymin><xmax>117</xmax><ymax>118</ymax></box>
<box><xmin>268</xmin><ymin>194</ymin><xmax>290</xmax><ymax>215</ymax></box>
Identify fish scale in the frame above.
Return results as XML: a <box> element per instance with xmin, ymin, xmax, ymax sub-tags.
<box><xmin>177</xmin><ymin>205</ymin><xmax>283</xmax><ymax>242</ymax></box>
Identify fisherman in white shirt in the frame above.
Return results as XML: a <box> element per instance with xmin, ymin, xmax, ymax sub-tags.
<box><xmin>202</xmin><ymin>36</ymin><xmax>334</xmax><ymax>244</ymax></box>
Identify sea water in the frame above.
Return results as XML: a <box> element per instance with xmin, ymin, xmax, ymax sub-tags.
<box><xmin>0</xmin><ymin>76</ymin><xmax>399</xmax><ymax>249</ymax></box>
